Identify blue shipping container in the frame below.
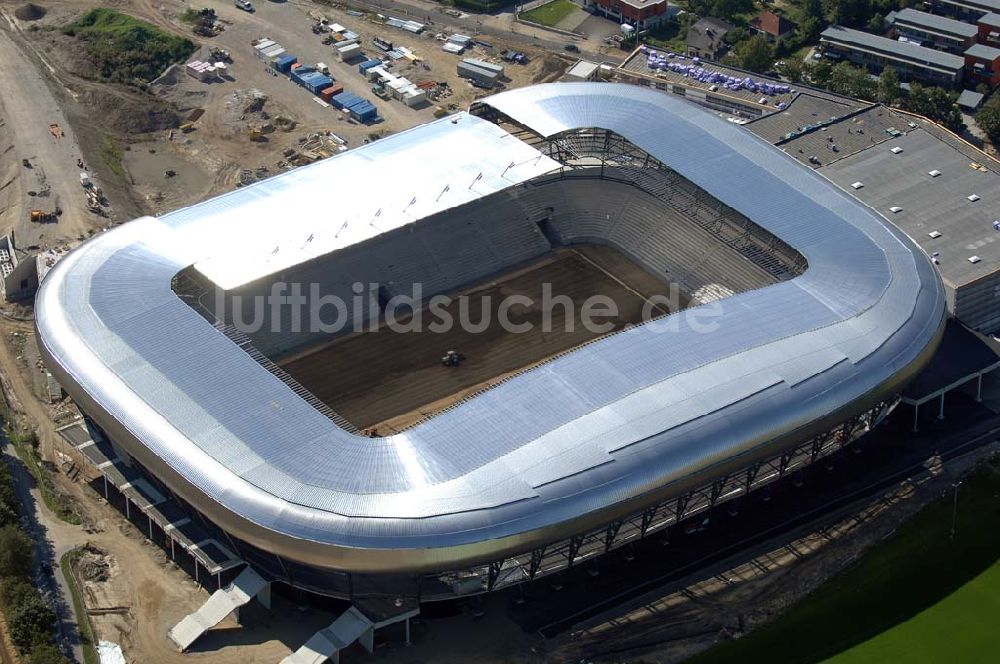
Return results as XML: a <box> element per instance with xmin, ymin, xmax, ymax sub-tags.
<box><xmin>331</xmin><ymin>92</ymin><xmax>362</xmax><ymax>110</ymax></box>
<box><xmin>358</xmin><ymin>58</ymin><xmax>382</xmax><ymax>74</ymax></box>
<box><xmin>274</xmin><ymin>55</ymin><xmax>297</xmax><ymax>73</ymax></box>
<box><xmin>350</xmin><ymin>103</ymin><xmax>378</xmax><ymax>123</ymax></box>
<box><xmin>289</xmin><ymin>66</ymin><xmax>315</xmax><ymax>84</ymax></box>
<box><xmin>304</xmin><ymin>74</ymin><xmax>333</xmax><ymax>94</ymax></box>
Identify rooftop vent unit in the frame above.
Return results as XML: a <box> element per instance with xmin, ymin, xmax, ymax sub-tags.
<box><xmin>968</xmin><ymin>194</ymin><xmax>981</xmax><ymax>202</ymax></box>
<box><xmin>891</xmin><ymin>146</ymin><xmax>903</xmax><ymax>154</ymax></box>
<box><xmin>889</xmin><ymin>206</ymin><xmax>903</xmax><ymax>213</ymax></box>
<box><xmin>928</xmin><ymin>230</ymin><xmax>942</xmax><ymax>238</ymax></box>
<box><xmin>851</xmin><ymin>181</ymin><xmax>864</xmax><ymax>189</ymax></box>
<box><xmin>929</xmin><ymin>170</ymin><xmax>941</xmax><ymax>177</ymax></box>
<box><xmin>969</xmin><ymin>256</ymin><xmax>982</xmax><ymax>263</ymax></box>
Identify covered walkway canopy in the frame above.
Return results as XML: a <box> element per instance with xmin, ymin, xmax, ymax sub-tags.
<box><xmin>902</xmin><ymin>319</ymin><xmax>1000</xmax><ymax>430</ymax></box>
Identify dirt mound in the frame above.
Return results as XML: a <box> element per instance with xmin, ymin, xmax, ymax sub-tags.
<box><xmin>78</xmin><ymin>88</ymin><xmax>182</xmax><ymax>134</ymax></box>
<box><xmin>14</xmin><ymin>3</ymin><xmax>46</xmax><ymax>21</ymax></box>
<box><xmin>76</xmin><ymin>545</ymin><xmax>111</xmax><ymax>583</ymax></box>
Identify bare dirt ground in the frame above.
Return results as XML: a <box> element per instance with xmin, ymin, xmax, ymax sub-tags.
<box><xmin>280</xmin><ymin>246</ymin><xmax>673</xmax><ymax>433</ymax></box>
<box><xmin>0</xmin><ymin>0</ymin><xmax>571</xmax><ymax>251</ymax></box>
<box><xmin>0</xmin><ymin>9</ymin><xmax>102</xmax><ymax>249</ymax></box>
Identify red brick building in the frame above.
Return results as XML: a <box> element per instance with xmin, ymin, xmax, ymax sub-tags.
<box><xmin>978</xmin><ymin>11</ymin><xmax>1000</xmax><ymax>48</ymax></box>
<box><xmin>583</xmin><ymin>0</ymin><xmax>675</xmax><ymax>29</ymax></box>
<box><xmin>965</xmin><ymin>42</ymin><xmax>1000</xmax><ymax>86</ymax></box>
<box><xmin>749</xmin><ymin>11</ymin><xmax>797</xmax><ymax>43</ymax></box>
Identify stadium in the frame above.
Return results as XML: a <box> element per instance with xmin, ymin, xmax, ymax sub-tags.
<box><xmin>36</xmin><ymin>83</ymin><xmax>946</xmax><ymax>624</ymax></box>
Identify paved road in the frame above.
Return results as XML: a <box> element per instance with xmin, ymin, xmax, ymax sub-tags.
<box><xmin>0</xmin><ymin>12</ymin><xmax>95</xmax><ymax>249</ymax></box>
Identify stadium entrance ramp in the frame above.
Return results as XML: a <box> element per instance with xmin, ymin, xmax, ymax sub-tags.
<box><xmin>281</xmin><ymin>603</ymin><xmax>419</xmax><ymax>664</ymax></box>
<box><xmin>168</xmin><ymin>566</ymin><xmax>270</xmax><ymax>651</ymax></box>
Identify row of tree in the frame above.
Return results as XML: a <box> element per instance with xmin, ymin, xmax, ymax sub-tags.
<box><xmin>0</xmin><ymin>455</ymin><xmax>70</xmax><ymax>664</ymax></box>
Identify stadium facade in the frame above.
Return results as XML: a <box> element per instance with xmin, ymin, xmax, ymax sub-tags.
<box><xmin>36</xmin><ymin>83</ymin><xmax>946</xmax><ymax>602</ymax></box>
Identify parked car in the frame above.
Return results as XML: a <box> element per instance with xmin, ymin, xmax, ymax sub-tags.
<box><xmin>234</xmin><ymin>0</ymin><xmax>254</xmax><ymax>12</ymax></box>
<box><xmin>564</xmin><ymin>43</ymin><xmax>580</xmax><ymax>53</ymax></box>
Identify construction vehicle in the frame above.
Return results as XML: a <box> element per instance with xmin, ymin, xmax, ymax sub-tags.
<box><xmin>434</xmin><ymin>106</ymin><xmax>448</xmax><ymax>118</ymax></box>
<box><xmin>209</xmin><ymin>47</ymin><xmax>232</xmax><ymax>63</ymax></box>
<box><xmin>29</xmin><ymin>209</ymin><xmax>56</xmax><ymax>223</ymax></box>
<box><xmin>248</xmin><ymin>128</ymin><xmax>266</xmax><ymax>142</ymax></box>
<box><xmin>21</xmin><ymin>158</ymin><xmax>31</xmax><ymax>169</ymax></box>
<box><xmin>440</xmin><ymin>350</ymin><xmax>465</xmax><ymax>368</ymax></box>
<box><xmin>372</xmin><ymin>84</ymin><xmax>388</xmax><ymax>99</ymax></box>
<box><xmin>180</xmin><ymin>122</ymin><xmax>197</xmax><ymax>133</ymax></box>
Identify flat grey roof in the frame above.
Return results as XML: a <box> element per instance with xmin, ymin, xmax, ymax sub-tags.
<box><xmin>892</xmin><ymin>8</ymin><xmax>978</xmax><ymax>39</ymax></box>
<box><xmin>958</xmin><ymin>89</ymin><xmax>986</xmax><ymax>108</ymax></box>
<box><xmin>755</xmin><ymin>105</ymin><xmax>915</xmax><ymax>168</ymax></box>
<box><xmin>966</xmin><ymin>42</ymin><xmax>1000</xmax><ymax>59</ymax></box>
<box><xmin>934</xmin><ymin>0</ymin><xmax>1000</xmax><ymax>12</ymax></box>
<box><xmin>821</xmin><ymin>25</ymin><xmax>966</xmax><ymax>72</ymax></box>
<box><xmin>744</xmin><ymin>92</ymin><xmax>865</xmax><ymax>144</ymax></box>
<box><xmin>982</xmin><ymin>11</ymin><xmax>1000</xmax><ymax>25</ymax></box>
<box><xmin>822</xmin><ymin>127</ymin><xmax>1000</xmax><ymax>287</ymax></box>
<box><xmin>36</xmin><ymin>83</ymin><xmax>945</xmax><ymax>573</ymax></box>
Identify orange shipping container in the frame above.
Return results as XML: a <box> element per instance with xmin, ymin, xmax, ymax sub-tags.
<box><xmin>320</xmin><ymin>84</ymin><xmax>344</xmax><ymax>102</ymax></box>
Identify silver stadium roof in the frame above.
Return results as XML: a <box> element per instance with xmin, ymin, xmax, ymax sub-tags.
<box><xmin>36</xmin><ymin>83</ymin><xmax>946</xmax><ymax>573</ymax></box>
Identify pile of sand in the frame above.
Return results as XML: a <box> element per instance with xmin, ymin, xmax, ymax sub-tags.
<box><xmin>14</xmin><ymin>3</ymin><xmax>47</xmax><ymax>21</ymax></box>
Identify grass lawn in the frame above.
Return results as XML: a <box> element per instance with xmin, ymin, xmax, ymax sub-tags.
<box><xmin>642</xmin><ymin>21</ymin><xmax>684</xmax><ymax>52</ymax></box>
<box><xmin>519</xmin><ymin>0</ymin><xmax>579</xmax><ymax>28</ymax></box>
<box><xmin>690</xmin><ymin>460</ymin><xmax>1000</xmax><ymax>664</ymax></box>
<box><xmin>828</xmin><ymin>560</ymin><xmax>1000</xmax><ymax>663</ymax></box>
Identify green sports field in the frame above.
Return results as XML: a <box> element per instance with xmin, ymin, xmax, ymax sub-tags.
<box><xmin>828</xmin><ymin>560</ymin><xmax>1000</xmax><ymax>663</ymax></box>
<box><xmin>691</xmin><ymin>459</ymin><xmax>1000</xmax><ymax>664</ymax></box>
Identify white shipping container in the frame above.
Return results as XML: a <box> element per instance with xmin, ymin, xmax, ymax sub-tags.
<box><xmin>462</xmin><ymin>58</ymin><xmax>503</xmax><ymax>75</ymax></box>
<box><xmin>338</xmin><ymin>44</ymin><xmax>363</xmax><ymax>61</ymax></box>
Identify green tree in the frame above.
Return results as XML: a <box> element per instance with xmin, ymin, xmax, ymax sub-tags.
<box><xmin>0</xmin><ymin>462</ymin><xmax>18</xmax><ymax>528</ymax></box>
<box><xmin>904</xmin><ymin>83</ymin><xmax>965</xmax><ymax>133</ymax></box>
<box><xmin>797</xmin><ymin>15</ymin><xmax>823</xmax><ymax>42</ymax></box>
<box><xmin>810</xmin><ymin>59</ymin><xmax>834</xmax><ymax>86</ymax></box>
<box><xmin>976</xmin><ymin>94</ymin><xmax>1000</xmax><ymax>144</ymax></box>
<box><xmin>0</xmin><ymin>578</ymin><xmax>37</xmax><ymax>609</ymax></box>
<box><xmin>780</xmin><ymin>58</ymin><xmax>808</xmax><ymax>84</ymax></box>
<box><xmin>26</xmin><ymin>644</ymin><xmax>71</xmax><ymax>664</ymax></box>
<box><xmin>803</xmin><ymin>0</ymin><xmax>825</xmax><ymax>20</ymax></box>
<box><xmin>731</xmin><ymin>35</ymin><xmax>774</xmax><ymax>73</ymax></box>
<box><xmin>829</xmin><ymin>61</ymin><xmax>876</xmax><ymax>100</ymax></box>
<box><xmin>878</xmin><ymin>66</ymin><xmax>902</xmax><ymax>104</ymax></box>
<box><xmin>8</xmin><ymin>595</ymin><xmax>55</xmax><ymax>653</ymax></box>
<box><xmin>827</xmin><ymin>0</ymin><xmax>873</xmax><ymax>27</ymax></box>
<box><xmin>0</xmin><ymin>525</ymin><xmax>33</xmax><ymax>578</ymax></box>
<box><xmin>867</xmin><ymin>12</ymin><xmax>885</xmax><ymax>33</ymax></box>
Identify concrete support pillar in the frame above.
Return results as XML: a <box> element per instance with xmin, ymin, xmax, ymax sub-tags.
<box><xmin>977</xmin><ymin>373</ymin><xmax>983</xmax><ymax>402</ymax></box>
<box><xmin>912</xmin><ymin>404</ymin><xmax>919</xmax><ymax>433</ymax></box>
<box><xmin>170</xmin><ymin>537</ymin><xmax>175</xmax><ymax>561</ymax></box>
<box><xmin>256</xmin><ymin>582</ymin><xmax>271</xmax><ymax>610</ymax></box>
<box><xmin>125</xmin><ymin>497</ymin><xmax>130</xmax><ymax>520</ymax></box>
<box><xmin>194</xmin><ymin>562</ymin><xmax>200</xmax><ymax>584</ymax></box>
<box><xmin>103</xmin><ymin>475</ymin><xmax>109</xmax><ymax>499</ymax></box>
<box><xmin>359</xmin><ymin>627</ymin><xmax>375</xmax><ymax>654</ymax></box>
<box><xmin>405</xmin><ymin>617</ymin><xmax>411</xmax><ymax>646</ymax></box>
<box><xmin>147</xmin><ymin>516</ymin><xmax>153</xmax><ymax>540</ymax></box>
<box><xmin>938</xmin><ymin>392</ymin><xmax>946</xmax><ymax>420</ymax></box>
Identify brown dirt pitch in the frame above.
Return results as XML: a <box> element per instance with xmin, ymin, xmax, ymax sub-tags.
<box><xmin>279</xmin><ymin>245</ymin><xmax>684</xmax><ymax>434</ymax></box>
